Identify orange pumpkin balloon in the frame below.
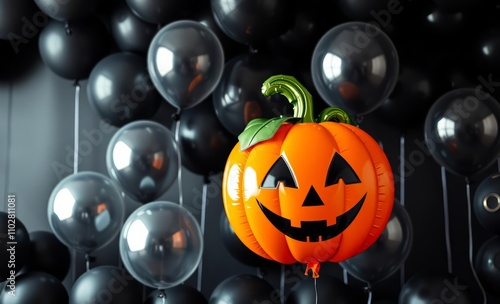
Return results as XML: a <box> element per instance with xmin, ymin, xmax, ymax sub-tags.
<box><xmin>222</xmin><ymin>75</ymin><xmax>394</xmax><ymax>278</ymax></box>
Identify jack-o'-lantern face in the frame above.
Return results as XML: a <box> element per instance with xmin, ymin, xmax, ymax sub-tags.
<box><xmin>257</xmin><ymin>153</ymin><xmax>365</xmax><ymax>242</ymax></box>
<box><xmin>221</xmin><ymin>75</ymin><xmax>394</xmax><ymax>278</ymax></box>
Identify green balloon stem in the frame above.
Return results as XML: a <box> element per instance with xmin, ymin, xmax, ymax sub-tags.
<box><xmin>317</xmin><ymin>107</ymin><xmax>356</xmax><ymax>125</ymax></box>
<box><xmin>261</xmin><ymin>74</ymin><xmax>355</xmax><ymax>125</ymax></box>
<box><xmin>261</xmin><ymin>75</ymin><xmax>315</xmax><ymax>123</ymax></box>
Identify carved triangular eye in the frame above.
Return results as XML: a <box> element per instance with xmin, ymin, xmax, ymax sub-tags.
<box><xmin>325</xmin><ymin>153</ymin><xmax>361</xmax><ymax>186</ymax></box>
<box><xmin>261</xmin><ymin>156</ymin><xmax>298</xmax><ymax>189</ymax></box>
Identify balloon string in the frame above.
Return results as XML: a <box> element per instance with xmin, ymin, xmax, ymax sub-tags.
<box><xmin>342</xmin><ymin>268</ymin><xmax>348</xmax><ymax>285</ymax></box>
<box><xmin>465</xmin><ymin>179</ymin><xmax>487</xmax><ymax>304</ymax></box>
<box><xmin>314</xmin><ymin>277</ymin><xmax>318</xmax><ymax>304</ymax></box>
<box><xmin>158</xmin><ymin>290</ymin><xmax>166</xmax><ymax>304</ymax></box>
<box><xmin>366</xmin><ymin>283</ymin><xmax>372</xmax><ymax>304</ymax></box>
<box><xmin>197</xmin><ymin>181</ymin><xmax>208</xmax><ymax>292</ymax></box>
<box><xmin>280</xmin><ymin>264</ymin><xmax>285</xmax><ymax>304</ymax></box>
<box><xmin>441</xmin><ymin>166</ymin><xmax>453</xmax><ymax>273</ymax></box>
<box><xmin>73</xmin><ymin>81</ymin><xmax>80</xmax><ymax>174</ymax></box>
<box><xmin>399</xmin><ymin>133</ymin><xmax>406</xmax><ymax>287</ymax></box>
<box><xmin>174</xmin><ymin>116</ymin><xmax>183</xmax><ymax>206</ymax></box>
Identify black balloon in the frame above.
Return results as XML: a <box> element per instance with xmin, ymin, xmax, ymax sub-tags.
<box><xmin>34</xmin><ymin>0</ymin><xmax>100</xmax><ymax>21</ymax></box>
<box><xmin>475</xmin><ymin>236</ymin><xmax>500</xmax><ymax>296</ymax></box>
<box><xmin>0</xmin><ymin>272</ymin><xmax>68</xmax><ymax>304</ymax></box>
<box><xmin>336</xmin><ymin>0</ymin><xmax>394</xmax><ymax>21</ymax></box>
<box><xmin>219</xmin><ymin>211</ymin><xmax>275</xmax><ymax>267</ymax></box>
<box><xmin>375</xmin><ymin>58</ymin><xmax>441</xmax><ymax>129</ymax></box>
<box><xmin>0</xmin><ymin>0</ymin><xmax>39</xmax><ymax>40</ymax></box>
<box><xmin>87</xmin><ymin>52</ymin><xmax>162</xmax><ymax>127</ymax></box>
<box><xmin>0</xmin><ymin>212</ymin><xmax>30</xmax><ymax>282</ymax></box>
<box><xmin>432</xmin><ymin>0</ymin><xmax>480</xmax><ymax>12</ymax></box>
<box><xmin>399</xmin><ymin>271</ymin><xmax>473</xmax><ymax>304</ymax></box>
<box><xmin>211</xmin><ymin>0</ymin><xmax>293</xmax><ymax>47</ymax></box>
<box><xmin>285</xmin><ymin>275</ymin><xmax>364</xmax><ymax>304</ymax></box>
<box><xmin>473</xmin><ymin>173</ymin><xmax>500</xmax><ymax>235</ymax></box>
<box><xmin>178</xmin><ymin>98</ymin><xmax>237</xmax><ymax>177</ymax></box>
<box><xmin>109</xmin><ymin>2</ymin><xmax>158</xmax><ymax>55</ymax></box>
<box><xmin>424</xmin><ymin>88</ymin><xmax>500</xmax><ymax>177</ymax></box>
<box><xmin>26</xmin><ymin>230</ymin><xmax>71</xmax><ymax>281</ymax></box>
<box><xmin>340</xmin><ymin>202</ymin><xmax>413</xmax><ymax>283</ymax></box>
<box><xmin>473</xmin><ymin>26</ymin><xmax>500</xmax><ymax>75</ymax></box>
<box><xmin>144</xmin><ymin>285</ymin><xmax>208</xmax><ymax>303</ymax></box>
<box><xmin>187</xmin><ymin>4</ymin><xmax>246</xmax><ymax>60</ymax></box>
<box><xmin>210</xmin><ymin>274</ymin><xmax>276</xmax><ymax>304</ymax></box>
<box><xmin>212</xmin><ymin>52</ymin><xmax>293</xmax><ymax>136</ymax></box>
<box><xmin>267</xmin><ymin>0</ymin><xmax>333</xmax><ymax>60</ymax></box>
<box><xmin>38</xmin><ymin>17</ymin><xmax>111</xmax><ymax>80</ymax></box>
<box><xmin>69</xmin><ymin>265</ymin><xmax>143</xmax><ymax>304</ymax></box>
<box><xmin>125</xmin><ymin>0</ymin><xmax>189</xmax><ymax>24</ymax></box>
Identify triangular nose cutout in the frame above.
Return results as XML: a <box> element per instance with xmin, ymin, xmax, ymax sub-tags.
<box><xmin>302</xmin><ymin>186</ymin><xmax>324</xmax><ymax>206</ymax></box>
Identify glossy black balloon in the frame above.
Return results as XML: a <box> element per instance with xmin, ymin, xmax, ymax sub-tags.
<box><xmin>87</xmin><ymin>52</ymin><xmax>162</xmax><ymax>127</ymax></box>
<box><xmin>0</xmin><ymin>0</ymin><xmax>39</xmax><ymax>40</ymax></box>
<box><xmin>26</xmin><ymin>230</ymin><xmax>70</xmax><ymax>281</ymax></box>
<box><xmin>473</xmin><ymin>27</ymin><xmax>500</xmax><ymax>74</ymax></box>
<box><xmin>144</xmin><ymin>285</ymin><xmax>208</xmax><ymax>304</ymax></box>
<box><xmin>125</xmin><ymin>0</ymin><xmax>189</xmax><ymax>24</ymax></box>
<box><xmin>210</xmin><ymin>274</ymin><xmax>276</xmax><ymax>304</ymax></box>
<box><xmin>38</xmin><ymin>17</ymin><xmax>111</xmax><ymax>80</ymax></box>
<box><xmin>424</xmin><ymin>88</ymin><xmax>500</xmax><ymax>177</ymax></box>
<box><xmin>399</xmin><ymin>271</ymin><xmax>473</xmax><ymax>304</ymax></box>
<box><xmin>475</xmin><ymin>236</ymin><xmax>500</xmax><ymax>296</ymax></box>
<box><xmin>178</xmin><ymin>98</ymin><xmax>237</xmax><ymax>177</ymax></box>
<box><xmin>432</xmin><ymin>0</ymin><xmax>480</xmax><ymax>12</ymax></box>
<box><xmin>219</xmin><ymin>211</ymin><xmax>274</xmax><ymax>267</ymax></box>
<box><xmin>473</xmin><ymin>173</ymin><xmax>500</xmax><ymax>235</ymax></box>
<box><xmin>0</xmin><ymin>212</ymin><xmax>30</xmax><ymax>282</ymax></box>
<box><xmin>0</xmin><ymin>272</ymin><xmax>68</xmax><ymax>304</ymax></box>
<box><xmin>187</xmin><ymin>5</ymin><xmax>246</xmax><ymax>60</ymax></box>
<box><xmin>212</xmin><ymin>52</ymin><xmax>293</xmax><ymax>136</ymax></box>
<box><xmin>211</xmin><ymin>0</ymin><xmax>293</xmax><ymax>47</ymax></box>
<box><xmin>375</xmin><ymin>59</ymin><xmax>441</xmax><ymax>129</ymax></box>
<box><xmin>69</xmin><ymin>265</ymin><xmax>143</xmax><ymax>304</ymax></box>
<box><xmin>336</xmin><ymin>0</ymin><xmax>394</xmax><ymax>21</ymax></box>
<box><xmin>267</xmin><ymin>0</ymin><xmax>333</xmax><ymax>60</ymax></box>
<box><xmin>311</xmin><ymin>22</ymin><xmax>399</xmax><ymax>116</ymax></box>
<box><xmin>340</xmin><ymin>202</ymin><xmax>413</xmax><ymax>283</ymax></box>
<box><xmin>285</xmin><ymin>275</ymin><xmax>364</xmax><ymax>304</ymax></box>
<box><xmin>109</xmin><ymin>2</ymin><xmax>157</xmax><ymax>55</ymax></box>
<box><xmin>34</xmin><ymin>0</ymin><xmax>100</xmax><ymax>21</ymax></box>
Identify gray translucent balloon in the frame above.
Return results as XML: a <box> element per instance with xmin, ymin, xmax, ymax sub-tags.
<box><xmin>147</xmin><ymin>20</ymin><xmax>224</xmax><ymax>110</ymax></box>
<box><xmin>47</xmin><ymin>171</ymin><xmax>125</xmax><ymax>254</ymax></box>
<box><xmin>311</xmin><ymin>21</ymin><xmax>399</xmax><ymax>116</ymax></box>
<box><xmin>119</xmin><ymin>201</ymin><xmax>203</xmax><ymax>289</ymax></box>
<box><xmin>339</xmin><ymin>202</ymin><xmax>413</xmax><ymax>283</ymax></box>
<box><xmin>106</xmin><ymin>120</ymin><xmax>178</xmax><ymax>203</ymax></box>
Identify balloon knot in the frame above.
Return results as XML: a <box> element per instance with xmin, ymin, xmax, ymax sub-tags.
<box><xmin>171</xmin><ymin>112</ymin><xmax>181</xmax><ymax>121</ymax></box>
<box><xmin>304</xmin><ymin>261</ymin><xmax>320</xmax><ymax>278</ymax></box>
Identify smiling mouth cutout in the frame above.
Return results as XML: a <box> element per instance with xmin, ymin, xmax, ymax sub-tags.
<box><xmin>256</xmin><ymin>190</ymin><xmax>366</xmax><ymax>242</ymax></box>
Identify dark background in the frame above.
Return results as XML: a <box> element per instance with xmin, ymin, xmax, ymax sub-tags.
<box><xmin>1</xmin><ymin>0</ymin><xmax>500</xmax><ymax>303</ymax></box>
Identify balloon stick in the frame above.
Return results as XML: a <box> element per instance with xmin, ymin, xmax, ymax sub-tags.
<box><xmin>465</xmin><ymin>178</ymin><xmax>487</xmax><ymax>304</ymax></box>
<box><xmin>197</xmin><ymin>180</ymin><xmax>208</xmax><ymax>292</ymax></box>
<box><xmin>441</xmin><ymin>166</ymin><xmax>453</xmax><ymax>273</ymax></box>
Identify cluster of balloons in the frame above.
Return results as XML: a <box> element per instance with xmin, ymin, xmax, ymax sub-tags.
<box><xmin>0</xmin><ymin>212</ymin><xmax>72</xmax><ymax>303</ymax></box>
<box><xmin>3</xmin><ymin>0</ymin><xmax>500</xmax><ymax>302</ymax></box>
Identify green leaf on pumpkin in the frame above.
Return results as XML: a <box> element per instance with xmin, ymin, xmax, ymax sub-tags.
<box><xmin>238</xmin><ymin>116</ymin><xmax>299</xmax><ymax>151</ymax></box>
